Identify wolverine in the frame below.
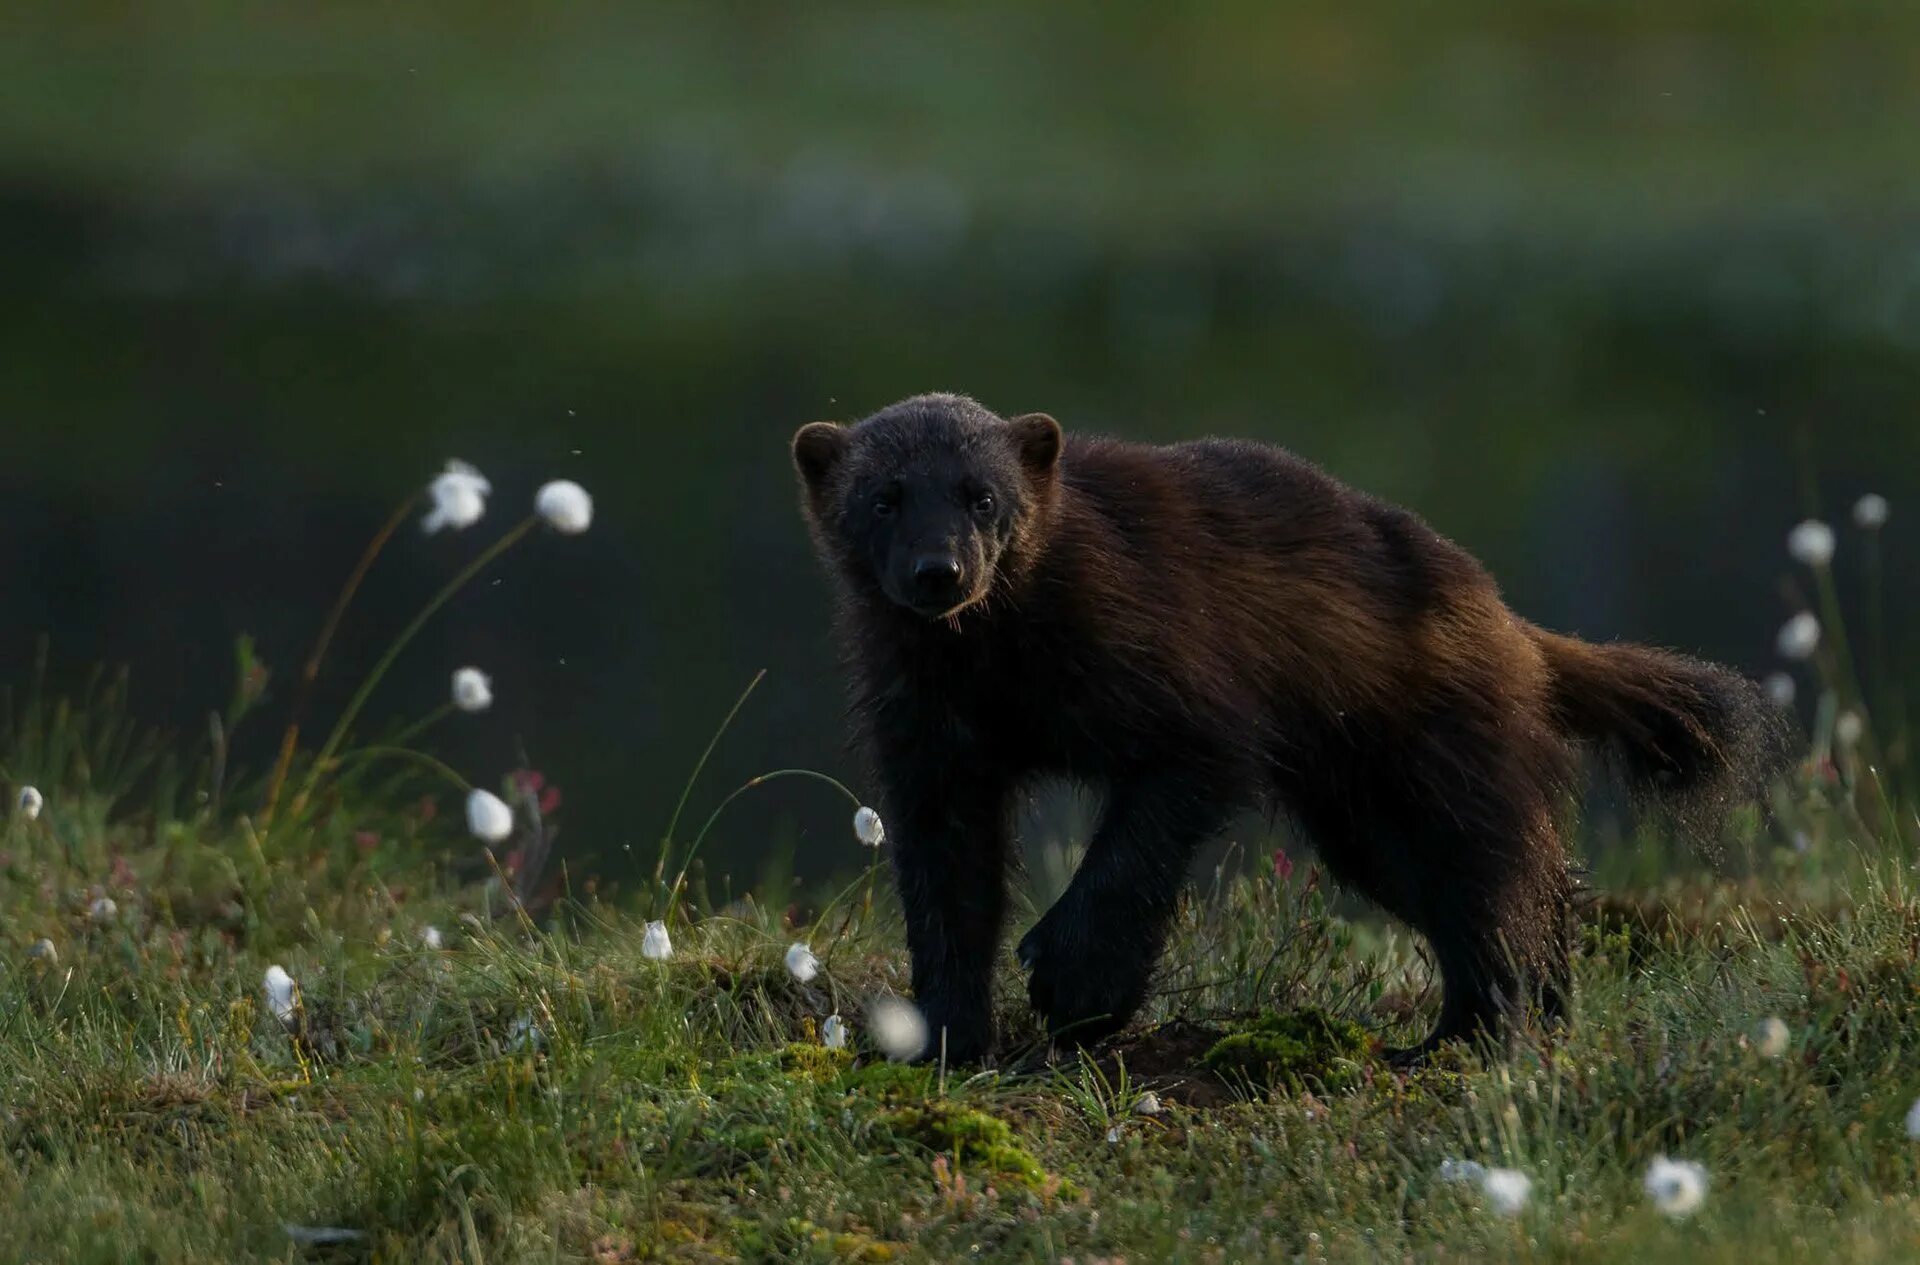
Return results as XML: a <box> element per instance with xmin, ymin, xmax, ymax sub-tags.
<box><xmin>791</xmin><ymin>393</ymin><xmax>1787</xmax><ymax>1063</ymax></box>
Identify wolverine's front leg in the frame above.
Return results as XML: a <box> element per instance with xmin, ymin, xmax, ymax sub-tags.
<box><xmin>879</xmin><ymin>756</ymin><xmax>1014</xmax><ymax>1063</ymax></box>
<box><xmin>1019</xmin><ymin>771</ymin><xmax>1235</xmax><ymax>1046</ymax></box>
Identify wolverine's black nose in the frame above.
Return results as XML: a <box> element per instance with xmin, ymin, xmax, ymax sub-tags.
<box><xmin>911</xmin><ymin>554</ymin><xmax>964</xmax><ymax>601</ymax></box>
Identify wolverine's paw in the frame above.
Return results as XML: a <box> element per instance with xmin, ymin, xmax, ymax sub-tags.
<box><xmin>1017</xmin><ymin>914</ymin><xmax>1145</xmax><ymax>1047</ymax></box>
<box><xmin>910</xmin><ymin>997</ymin><xmax>994</xmax><ymax>1066</ymax></box>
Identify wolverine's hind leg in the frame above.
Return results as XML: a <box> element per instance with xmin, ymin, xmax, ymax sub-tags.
<box><xmin>1290</xmin><ymin>727</ymin><xmax>1575</xmax><ymax>1062</ymax></box>
<box><xmin>1394</xmin><ymin>790</ymin><xmax>1574</xmax><ymax>1059</ymax></box>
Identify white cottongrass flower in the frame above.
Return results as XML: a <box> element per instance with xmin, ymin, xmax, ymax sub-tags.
<box><xmin>868</xmin><ymin>994</ymin><xmax>929</xmax><ymax>1062</ymax></box>
<box><xmin>534</xmin><ymin>480</ymin><xmax>594</xmax><ymax>534</ymax></box>
<box><xmin>420</xmin><ymin>925</ymin><xmax>445</xmax><ymax>950</ymax></box>
<box><xmin>785</xmin><ymin>941</ymin><xmax>820</xmax><ymax>983</ymax></box>
<box><xmin>451</xmin><ymin>667</ymin><xmax>493</xmax><ymax>713</ymax></box>
<box><xmin>466</xmin><ymin>789</ymin><xmax>514</xmax><ymax>843</ymax></box>
<box><xmin>27</xmin><ymin>937</ymin><xmax>56</xmax><ymax>965</ymax></box>
<box><xmin>1776</xmin><ymin>612</ymin><xmax>1821</xmax><ymax>661</ymax></box>
<box><xmin>641</xmin><ymin>919</ymin><xmax>673</xmax><ymax>961</ymax></box>
<box><xmin>821</xmin><ymin>1014</ymin><xmax>847</xmax><ymax>1050</ymax></box>
<box><xmin>89</xmin><ymin>896</ymin><xmax>117</xmax><ymax>923</ymax></box>
<box><xmin>1644</xmin><ymin>1156</ymin><xmax>1708</xmax><ymax>1217</ymax></box>
<box><xmin>1763</xmin><ymin>672</ymin><xmax>1797</xmax><ymax>708</ymax></box>
<box><xmin>1132</xmin><ymin>1091</ymin><xmax>1163</xmax><ymax>1117</ymax></box>
<box><xmin>422</xmin><ymin>459</ymin><xmax>492</xmax><ymax>533</ymax></box>
<box><xmin>853</xmin><ymin>806</ymin><xmax>886</xmax><ymax>848</ymax></box>
<box><xmin>1787</xmin><ymin>520</ymin><xmax>1836</xmax><ymax>568</ymax></box>
<box><xmin>1855</xmin><ymin>493</ymin><xmax>1890</xmax><ymax>530</ymax></box>
<box><xmin>263</xmin><ymin>965</ymin><xmax>298</xmax><ymax>1026</ymax></box>
<box><xmin>1481</xmin><ymin>1168</ymin><xmax>1532</xmax><ymax>1217</ymax></box>
<box><xmin>1905</xmin><ymin>1097</ymin><xmax>1920</xmax><ymax>1140</ymax></box>
<box><xmin>1836</xmin><ymin>710</ymin><xmax>1866</xmax><ymax>748</ymax></box>
<box><xmin>1438</xmin><ymin>1158</ymin><xmax>1487</xmax><ymax>1184</ymax></box>
<box><xmin>16</xmin><ymin>785</ymin><xmax>42</xmax><ymax>820</ymax></box>
<box><xmin>1753</xmin><ymin>1016</ymin><xmax>1790</xmax><ymax>1059</ymax></box>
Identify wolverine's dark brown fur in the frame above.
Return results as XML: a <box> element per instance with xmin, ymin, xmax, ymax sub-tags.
<box><xmin>792</xmin><ymin>393</ymin><xmax>1789</xmax><ymax>1063</ymax></box>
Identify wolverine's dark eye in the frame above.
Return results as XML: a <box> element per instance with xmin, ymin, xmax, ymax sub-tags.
<box><xmin>872</xmin><ymin>493</ymin><xmax>898</xmax><ymax>519</ymax></box>
<box><xmin>972</xmin><ymin>492</ymin><xmax>996</xmax><ymax>515</ymax></box>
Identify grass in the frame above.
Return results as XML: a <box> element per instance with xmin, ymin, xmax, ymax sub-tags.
<box><xmin>5</xmin><ymin>735</ymin><xmax>1920</xmax><ymax>1263</ymax></box>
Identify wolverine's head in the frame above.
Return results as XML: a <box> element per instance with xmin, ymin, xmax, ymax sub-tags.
<box><xmin>791</xmin><ymin>393</ymin><xmax>1062</xmax><ymax>619</ymax></box>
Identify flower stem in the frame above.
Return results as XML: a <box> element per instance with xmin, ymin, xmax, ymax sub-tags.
<box><xmin>1810</xmin><ymin>564</ymin><xmax>1862</xmax><ymax>708</ymax></box>
<box><xmin>654</xmin><ymin>670</ymin><xmax>767</xmax><ymax>888</ymax></box>
<box><xmin>662</xmin><ymin>766</ymin><xmax>862</xmax><ymax>922</ymax></box>
<box><xmin>1861</xmin><ymin>529</ymin><xmax>1910</xmax><ymax>812</ymax></box>
<box><xmin>262</xmin><ymin>491</ymin><xmax>421</xmax><ymax>827</ymax></box>
<box><xmin>816</xmin><ymin>855</ymin><xmax>889</xmax><ymax>952</ymax></box>
<box><xmin>329</xmin><ymin>746</ymin><xmax>473</xmax><ymax>793</ymax></box>
<box><xmin>289</xmin><ymin>515</ymin><xmax>536</xmax><ymax>819</ymax></box>
<box><xmin>384</xmin><ymin>701</ymin><xmax>458</xmax><ymax>751</ymax></box>
<box><xmin>318</xmin><ymin>703</ymin><xmax>460</xmax><ymax>810</ymax></box>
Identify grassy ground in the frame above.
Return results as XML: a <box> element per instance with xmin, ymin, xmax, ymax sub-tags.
<box><xmin>5</xmin><ymin>736</ymin><xmax>1920</xmax><ymax>1264</ymax></box>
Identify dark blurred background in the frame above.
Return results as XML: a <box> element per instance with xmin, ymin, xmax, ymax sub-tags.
<box><xmin>2</xmin><ymin>5</ymin><xmax>1915</xmax><ymax>888</ymax></box>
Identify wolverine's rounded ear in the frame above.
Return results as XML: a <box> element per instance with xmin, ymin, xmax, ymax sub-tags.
<box><xmin>792</xmin><ymin>422</ymin><xmax>849</xmax><ymax>490</ymax></box>
<box><xmin>1007</xmin><ymin>413</ymin><xmax>1062</xmax><ymax>475</ymax></box>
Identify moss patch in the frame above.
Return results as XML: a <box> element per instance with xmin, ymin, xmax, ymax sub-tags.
<box><xmin>737</xmin><ymin>1217</ymin><xmax>905</xmax><ymax>1262</ymax></box>
<box><xmin>876</xmin><ymin>1100</ymin><xmax>1074</xmax><ymax>1196</ymax></box>
<box><xmin>1200</xmin><ymin>1008</ymin><xmax>1373</xmax><ymax>1094</ymax></box>
<box><xmin>777</xmin><ymin>1042</ymin><xmax>854</xmax><ymax>1082</ymax></box>
<box><xmin>834</xmin><ymin>1059</ymin><xmax>938</xmax><ymax>1101</ymax></box>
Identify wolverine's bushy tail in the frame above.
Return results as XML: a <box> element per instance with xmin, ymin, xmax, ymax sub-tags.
<box><xmin>1530</xmin><ymin>628</ymin><xmax>1794</xmax><ymax>838</ymax></box>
